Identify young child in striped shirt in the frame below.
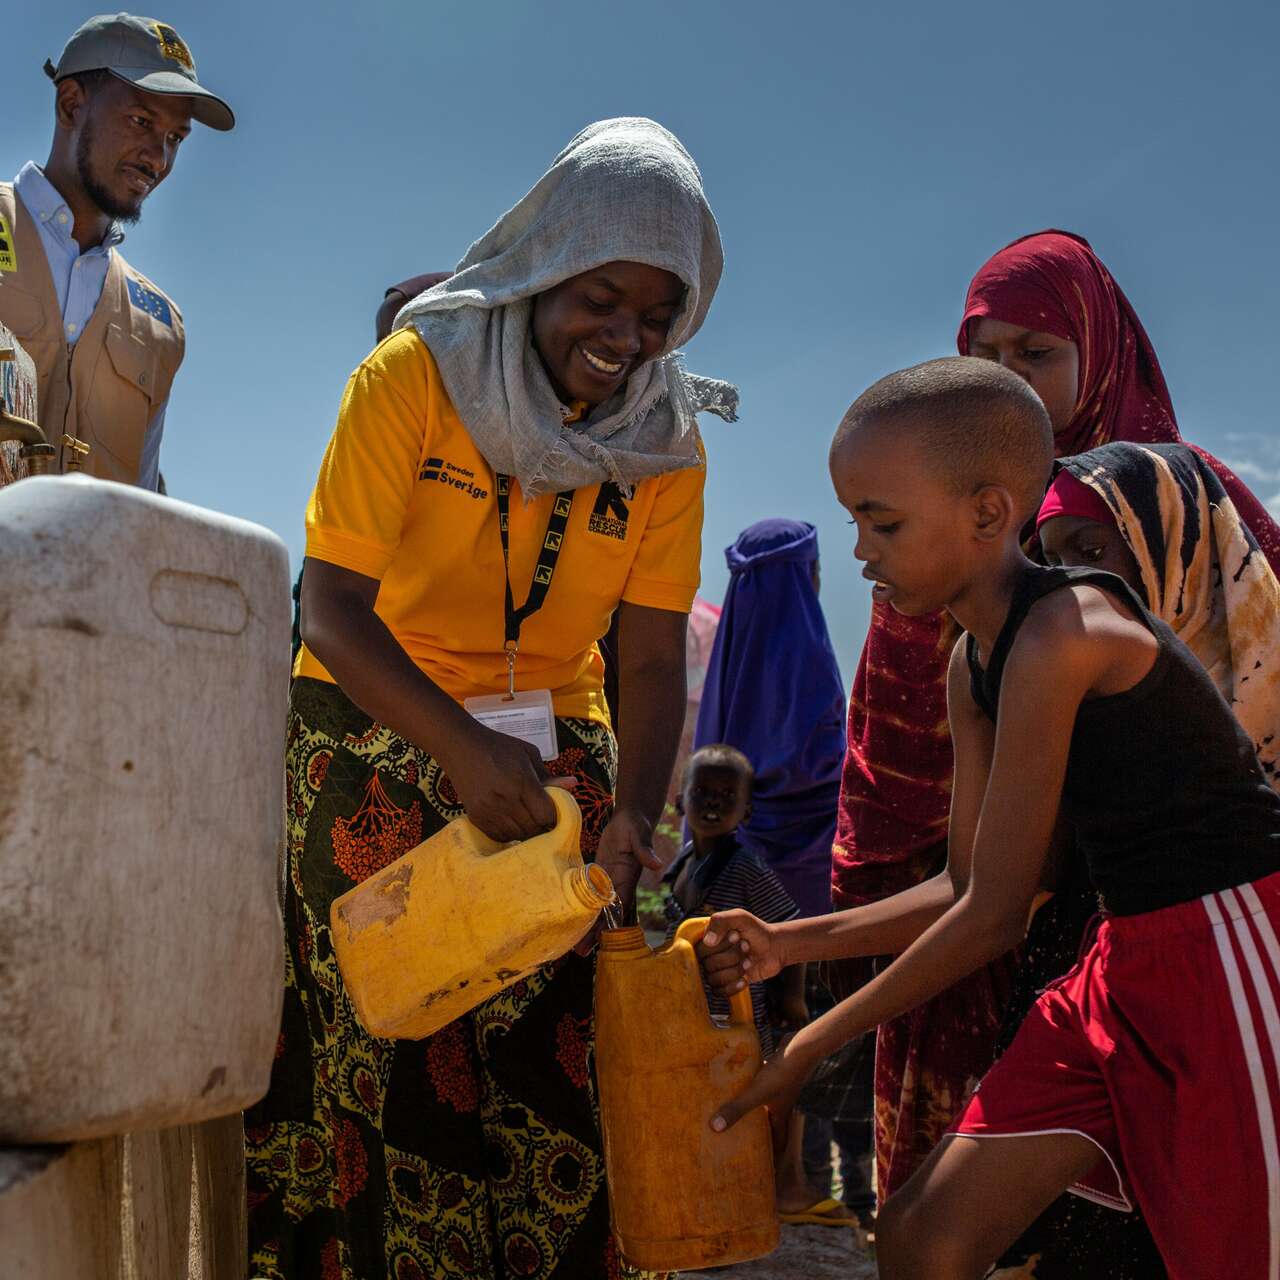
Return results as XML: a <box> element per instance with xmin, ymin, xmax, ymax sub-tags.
<box><xmin>664</xmin><ymin>744</ymin><xmax>802</xmax><ymax>1057</ymax></box>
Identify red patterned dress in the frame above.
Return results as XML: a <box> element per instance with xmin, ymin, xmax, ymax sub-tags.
<box><xmin>245</xmin><ymin>677</ymin><xmax>652</xmax><ymax>1280</ymax></box>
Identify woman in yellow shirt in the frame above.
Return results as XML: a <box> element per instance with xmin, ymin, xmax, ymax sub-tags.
<box><xmin>246</xmin><ymin>118</ymin><xmax>736</xmax><ymax>1279</ymax></box>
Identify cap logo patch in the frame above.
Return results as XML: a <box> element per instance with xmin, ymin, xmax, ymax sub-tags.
<box><xmin>0</xmin><ymin>216</ymin><xmax>16</xmax><ymax>273</ymax></box>
<box><xmin>127</xmin><ymin>278</ymin><xmax>173</xmax><ymax>327</ymax></box>
<box><xmin>152</xmin><ymin>23</ymin><xmax>194</xmax><ymax>71</ymax></box>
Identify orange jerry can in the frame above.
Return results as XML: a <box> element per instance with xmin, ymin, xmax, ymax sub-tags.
<box><xmin>331</xmin><ymin>787</ymin><xmax>614</xmax><ymax>1039</ymax></box>
<box><xmin>595</xmin><ymin>918</ymin><xmax>779</xmax><ymax>1271</ymax></box>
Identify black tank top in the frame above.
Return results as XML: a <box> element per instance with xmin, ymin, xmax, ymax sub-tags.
<box><xmin>966</xmin><ymin>565</ymin><xmax>1280</xmax><ymax>915</ymax></box>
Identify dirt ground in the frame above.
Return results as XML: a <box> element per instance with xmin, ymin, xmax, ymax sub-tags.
<box><xmin>678</xmin><ymin>1223</ymin><xmax>877</xmax><ymax>1279</ymax></box>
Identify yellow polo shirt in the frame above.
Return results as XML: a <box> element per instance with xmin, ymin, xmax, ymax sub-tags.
<box><xmin>295</xmin><ymin>329</ymin><xmax>705</xmax><ymax>723</ymax></box>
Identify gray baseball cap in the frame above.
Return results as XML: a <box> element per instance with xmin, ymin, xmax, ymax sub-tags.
<box><xmin>44</xmin><ymin>13</ymin><xmax>234</xmax><ymax>132</ymax></box>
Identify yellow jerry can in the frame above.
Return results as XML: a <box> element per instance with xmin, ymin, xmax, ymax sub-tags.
<box><xmin>595</xmin><ymin>918</ymin><xmax>779</xmax><ymax>1271</ymax></box>
<box><xmin>332</xmin><ymin>786</ymin><xmax>614</xmax><ymax>1039</ymax></box>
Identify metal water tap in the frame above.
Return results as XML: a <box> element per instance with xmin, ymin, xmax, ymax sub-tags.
<box><xmin>0</xmin><ymin>364</ymin><xmax>44</xmax><ymax>448</ymax></box>
<box><xmin>60</xmin><ymin>435</ymin><xmax>91</xmax><ymax>472</ymax></box>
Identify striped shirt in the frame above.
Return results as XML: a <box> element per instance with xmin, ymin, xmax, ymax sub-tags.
<box><xmin>664</xmin><ymin>840</ymin><xmax>799</xmax><ymax>1055</ymax></box>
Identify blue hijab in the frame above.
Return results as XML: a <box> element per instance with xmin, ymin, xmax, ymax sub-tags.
<box><xmin>693</xmin><ymin>519</ymin><xmax>846</xmax><ymax>916</ymax></box>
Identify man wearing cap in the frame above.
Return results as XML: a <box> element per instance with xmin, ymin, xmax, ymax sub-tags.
<box><xmin>0</xmin><ymin>14</ymin><xmax>233</xmax><ymax>487</ymax></box>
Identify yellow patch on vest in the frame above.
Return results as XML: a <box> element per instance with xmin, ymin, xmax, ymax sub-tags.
<box><xmin>152</xmin><ymin>22</ymin><xmax>194</xmax><ymax>70</ymax></box>
<box><xmin>0</xmin><ymin>215</ymin><xmax>16</xmax><ymax>272</ymax></box>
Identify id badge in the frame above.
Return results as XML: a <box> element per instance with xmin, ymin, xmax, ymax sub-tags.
<box><xmin>464</xmin><ymin>689</ymin><xmax>559</xmax><ymax>761</ymax></box>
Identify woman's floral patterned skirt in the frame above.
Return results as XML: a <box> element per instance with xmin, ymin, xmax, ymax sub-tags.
<box><xmin>246</xmin><ymin>677</ymin><xmax>661</xmax><ymax>1280</ymax></box>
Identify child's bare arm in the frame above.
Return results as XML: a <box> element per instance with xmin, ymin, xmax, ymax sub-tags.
<box><xmin>953</xmin><ymin>633</ymin><xmax>1071</xmax><ymax>918</ymax></box>
<box><xmin>699</xmin><ymin>875</ymin><xmax>958</xmax><ymax>992</ymax></box>
<box><xmin>943</xmin><ymin>634</ymin><xmax>996</xmax><ymax>897</ymax></box>
<box><xmin>700</xmin><ymin>640</ymin><xmax>991</xmax><ymax>990</ymax></box>
<box><xmin>712</xmin><ymin>595</ymin><xmax>1108</xmax><ymax>1131</ymax></box>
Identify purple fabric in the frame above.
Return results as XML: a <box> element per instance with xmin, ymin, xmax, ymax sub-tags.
<box><xmin>693</xmin><ymin>519</ymin><xmax>846</xmax><ymax>917</ymax></box>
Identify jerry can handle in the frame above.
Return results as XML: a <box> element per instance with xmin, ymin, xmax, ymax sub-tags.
<box><xmin>674</xmin><ymin>917</ymin><xmax>755</xmax><ymax>1027</ymax></box>
<box><xmin>461</xmin><ymin>785</ymin><xmax>582</xmax><ymax>856</ymax></box>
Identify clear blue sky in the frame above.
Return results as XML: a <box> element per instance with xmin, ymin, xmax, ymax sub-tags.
<box><xmin>9</xmin><ymin>0</ymin><xmax>1278</xmax><ymax>679</ymax></box>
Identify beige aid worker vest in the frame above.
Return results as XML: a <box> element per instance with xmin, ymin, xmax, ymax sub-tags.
<box><xmin>0</xmin><ymin>182</ymin><xmax>184</xmax><ymax>485</ymax></box>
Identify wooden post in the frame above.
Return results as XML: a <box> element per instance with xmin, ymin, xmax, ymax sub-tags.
<box><xmin>0</xmin><ymin>1140</ymin><xmax>127</xmax><ymax>1276</ymax></box>
<box><xmin>121</xmin><ymin>1127</ymin><xmax>194</xmax><ymax>1276</ymax></box>
<box><xmin>189</xmin><ymin>1114</ymin><xmax>248</xmax><ymax>1278</ymax></box>
<box><xmin>0</xmin><ymin>1116</ymin><xmax>247</xmax><ymax>1278</ymax></box>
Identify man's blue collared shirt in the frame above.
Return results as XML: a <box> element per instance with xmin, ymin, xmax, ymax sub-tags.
<box><xmin>13</xmin><ymin>162</ymin><xmax>167</xmax><ymax>489</ymax></box>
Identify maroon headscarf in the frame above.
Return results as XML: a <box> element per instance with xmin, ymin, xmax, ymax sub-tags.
<box><xmin>957</xmin><ymin>230</ymin><xmax>1178</xmax><ymax>455</ymax></box>
<box><xmin>835</xmin><ymin>229</ymin><xmax>1280</xmax><ymax>1198</ymax></box>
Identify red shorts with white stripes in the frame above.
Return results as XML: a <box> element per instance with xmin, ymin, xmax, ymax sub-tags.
<box><xmin>952</xmin><ymin>870</ymin><xmax>1280</xmax><ymax>1280</ymax></box>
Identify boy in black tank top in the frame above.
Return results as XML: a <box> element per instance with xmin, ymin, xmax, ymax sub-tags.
<box><xmin>698</xmin><ymin>357</ymin><xmax>1280</xmax><ymax>1278</ymax></box>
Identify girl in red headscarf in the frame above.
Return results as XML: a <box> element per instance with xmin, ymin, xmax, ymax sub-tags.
<box><xmin>833</xmin><ymin>230</ymin><xmax>1280</xmax><ymax>1243</ymax></box>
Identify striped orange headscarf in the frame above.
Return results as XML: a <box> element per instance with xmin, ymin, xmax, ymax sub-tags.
<box><xmin>1053</xmin><ymin>441</ymin><xmax>1280</xmax><ymax>790</ymax></box>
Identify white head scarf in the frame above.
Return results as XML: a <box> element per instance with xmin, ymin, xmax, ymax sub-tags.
<box><xmin>395</xmin><ymin>117</ymin><xmax>737</xmax><ymax>498</ymax></box>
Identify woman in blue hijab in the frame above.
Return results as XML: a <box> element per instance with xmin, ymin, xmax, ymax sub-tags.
<box><xmin>694</xmin><ymin>518</ymin><xmax>846</xmax><ymax>917</ymax></box>
<box><xmin>694</xmin><ymin>518</ymin><xmax>863</xmax><ymax>1226</ymax></box>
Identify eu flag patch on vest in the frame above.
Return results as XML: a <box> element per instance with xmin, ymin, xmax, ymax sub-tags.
<box><xmin>127</xmin><ymin>278</ymin><xmax>172</xmax><ymax>327</ymax></box>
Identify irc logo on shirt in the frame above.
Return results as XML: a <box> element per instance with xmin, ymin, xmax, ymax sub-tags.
<box><xmin>588</xmin><ymin>483</ymin><xmax>630</xmax><ymax>540</ymax></box>
<box><xmin>127</xmin><ymin>278</ymin><xmax>172</xmax><ymax>327</ymax></box>
<box><xmin>0</xmin><ymin>216</ymin><xmax>16</xmax><ymax>272</ymax></box>
<box><xmin>419</xmin><ymin>456</ymin><xmax>490</xmax><ymax>499</ymax></box>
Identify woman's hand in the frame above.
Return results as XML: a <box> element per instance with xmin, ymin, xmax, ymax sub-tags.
<box><xmin>710</xmin><ymin>1029</ymin><xmax>822</xmax><ymax>1150</ymax></box>
<box><xmin>604</xmin><ymin>600</ymin><xmax>685</xmax><ymax>924</ymax></box>
<box><xmin>595</xmin><ymin>806</ymin><xmax>663</xmax><ymax>914</ymax></box>
<box><xmin>697</xmin><ymin>911</ymin><xmax>785</xmax><ymax>991</ymax></box>
<box><xmin>572</xmin><ymin>807</ymin><xmax>663</xmax><ymax>955</ymax></box>
<box><xmin>440</xmin><ymin>723</ymin><xmax>560</xmax><ymax>842</ymax></box>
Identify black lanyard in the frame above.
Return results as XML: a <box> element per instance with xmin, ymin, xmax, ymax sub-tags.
<box><xmin>495</xmin><ymin>474</ymin><xmax>575</xmax><ymax>663</ymax></box>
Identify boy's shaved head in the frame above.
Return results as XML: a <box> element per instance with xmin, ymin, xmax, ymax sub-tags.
<box><xmin>834</xmin><ymin>356</ymin><xmax>1055</xmax><ymax>519</ymax></box>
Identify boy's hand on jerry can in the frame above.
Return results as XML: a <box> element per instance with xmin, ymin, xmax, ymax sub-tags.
<box><xmin>710</xmin><ymin>1034</ymin><xmax>817</xmax><ymax>1151</ymax></box>
<box><xmin>697</xmin><ymin>911</ymin><xmax>782</xmax><ymax>990</ymax></box>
